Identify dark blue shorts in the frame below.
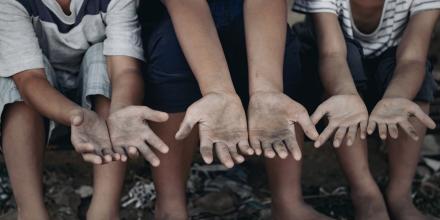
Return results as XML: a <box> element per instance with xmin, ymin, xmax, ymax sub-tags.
<box><xmin>296</xmin><ymin>24</ymin><xmax>437</xmax><ymax>111</ymax></box>
<box><xmin>143</xmin><ymin>0</ymin><xmax>303</xmax><ymax>113</ymax></box>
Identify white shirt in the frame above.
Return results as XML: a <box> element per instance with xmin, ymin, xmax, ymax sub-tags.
<box><xmin>293</xmin><ymin>0</ymin><xmax>440</xmax><ymax>57</ymax></box>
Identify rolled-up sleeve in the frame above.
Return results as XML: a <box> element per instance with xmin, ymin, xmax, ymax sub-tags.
<box><xmin>0</xmin><ymin>0</ymin><xmax>44</xmax><ymax>77</ymax></box>
<box><xmin>103</xmin><ymin>0</ymin><xmax>144</xmax><ymax>61</ymax></box>
<box><xmin>410</xmin><ymin>0</ymin><xmax>440</xmax><ymax>16</ymax></box>
<box><xmin>293</xmin><ymin>0</ymin><xmax>339</xmax><ymax>15</ymax></box>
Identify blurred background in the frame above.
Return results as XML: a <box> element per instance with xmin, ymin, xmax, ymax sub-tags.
<box><xmin>0</xmin><ymin>1</ymin><xmax>439</xmax><ymax>219</ymax></box>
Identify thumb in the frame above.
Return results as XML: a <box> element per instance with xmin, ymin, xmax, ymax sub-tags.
<box><xmin>175</xmin><ymin>112</ymin><xmax>198</xmax><ymax>140</ymax></box>
<box><xmin>310</xmin><ymin>101</ymin><xmax>328</xmax><ymax>125</ymax></box>
<box><xmin>296</xmin><ymin>111</ymin><xmax>319</xmax><ymax>141</ymax></box>
<box><xmin>142</xmin><ymin>107</ymin><xmax>169</xmax><ymax>123</ymax></box>
<box><xmin>70</xmin><ymin>110</ymin><xmax>84</xmax><ymax>126</ymax></box>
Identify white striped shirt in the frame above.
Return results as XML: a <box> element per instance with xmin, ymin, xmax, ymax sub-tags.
<box><xmin>293</xmin><ymin>0</ymin><xmax>440</xmax><ymax>57</ymax></box>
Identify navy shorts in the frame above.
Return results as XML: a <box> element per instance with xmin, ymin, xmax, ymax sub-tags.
<box><xmin>143</xmin><ymin>0</ymin><xmax>303</xmax><ymax>113</ymax></box>
<box><xmin>296</xmin><ymin>23</ymin><xmax>437</xmax><ymax>111</ymax></box>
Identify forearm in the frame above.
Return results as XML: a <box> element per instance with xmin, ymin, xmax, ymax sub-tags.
<box><xmin>313</xmin><ymin>13</ymin><xmax>358</xmax><ymax>96</ymax></box>
<box><xmin>244</xmin><ymin>0</ymin><xmax>286</xmax><ymax>95</ymax></box>
<box><xmin>12</xmin><ymin>69</ymin><xmax>82</xmax><ymax>125</ymax></box>
<box><xmin>107</xmin><ymin>57</ymin><xmax>144</xmax><ymax>113</ymax></box>
<box><xmin>162</xmin><ymin>0</ymin><xmax>235</xmax><ymax>95</ymax></box>
<box><xmin>383</xmin><ymin>60</ymin><xmax>425</xmax><ymax>99</ymax></box>
<box><xmin>110</xmin><ymin>72</ymin><xmax>144</xmax><ymax>113</ymax></box>
<box><xmin>384</xmin><ymin>10</ymin><xmax>439</xmax><ymax>99</ymax></box>
<box><xmin>319</xmin><ymin>54</ymin><xmax>358</xmax><ymax>96</ymax></box>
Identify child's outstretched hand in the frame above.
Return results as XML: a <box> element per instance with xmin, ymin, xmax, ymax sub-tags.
<box><xmin>70</xmin><ymin>109</ymin><xmax>118</xmax><ymax>164</ymax></box>
<box><xmin>247</xmin><ymin>92</ymin><xmax>318</xmax><ymax>161</ymax></box>
<box><xmin>311</xmin><ymin>94</ymin><xmax>368</xmax><ymax>148</ymax></box>
<box><xmin>367</xmin><ymin>98</ymin><xmax>436</xmax><ymax>140</ymax></box>
<box><xmin>107</xmin><ymin>106</ymin><xmax>170</xmax><ymax>167</ymax></box>
<box><xmin>175</xmin><ymin>92</ymin><xmax>253</xmax><ymax>168</ymax></box>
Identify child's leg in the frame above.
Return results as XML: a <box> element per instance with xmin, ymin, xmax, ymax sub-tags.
<box><xmin>87</xmin><ymin>96</ymin><xmax>126</xmax><ymax>220</ymax></box>
<box><xmin>150</xmin><ymin>113</ymin><xmax>198</xmax><ymax>220</ymax></box>
<box><xmin>266</xmin><ymin>126</ymin><xmax>332</xmax><ymax>220</ymax></box>
<box><xmin>385</xmin><ymin>102</ymin><xmax>429</xmax><ymax>220</ymax></box>
<box><xmin>335</xmin><ymin>135</ymin><xmax>389</xmax><ymax>220</ymax></box>
<box><xmin>2</xmin><ymin>102</ymin><xmax>49</xmax><ymax>220</ymax></box>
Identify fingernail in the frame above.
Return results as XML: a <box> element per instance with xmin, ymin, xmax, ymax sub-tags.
<box><xmin>314</xmin><ymin>142</ymin><xmax>320</xmax><ymax>148</ymax></box>
<box><xmin>153</xmin><ymin>160</ymin><xmax>160</xmax><ymax>167</ymax></box>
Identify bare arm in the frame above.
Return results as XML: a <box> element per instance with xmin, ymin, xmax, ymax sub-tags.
<box><xmin>162</xmin><ymin>0</ymin><xmax>252</xmax><ymax>168</ymax></box>
<box><xmin>12</xmin><ymin>70</ymin><xmax>82</xmax><ymax>125</ymax></box>
<box><xmin>312</xmin><ymin>13</ymin><xmax>358</xmax><ymax>96</ymax></box>
<box><xmin>161</xmin><ymin>0</ymin><xmax>235</xmax><ymax>95</ymax></box>
<box><xmin>106</xmin><ymin>56</ymin><xmax>144</xmax><ymax>112</ymax></box>
<box><xmin>367</xmin><ymin>10</ymin><xmax>439</xmax><ymax>139</ymax></box>
<box><xmin>244</xmin><ymin>0</ymin><xmax>286</xmax><ymax>94</ymax></box>
<box><xmin>245</xmin><ymin>0</ymin><xmax>318</xmax><ymax>159</ymax></box>
<box><xmin>309</xmin><ymin>13</ymin><xmax>369</xmax><ymax>147</ymax></box>
<box><xmin>383</xmin><ymin>10</ymin><xmax>440</xmax><ymax>99</ymax></box>
<box><xmin>106</xmin><ymin>56</ymin><xmax>170</xmax><ymax>165</ymax></box>
<box><xmin>12</xmin><ymin>70</ymin><xmax>114</xmax><ymax>164</ymax></box>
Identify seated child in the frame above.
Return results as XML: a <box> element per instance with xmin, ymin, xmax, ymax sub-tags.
<box><xmin>141</xmin><ymin>0</ymin><xmax>327</xmax><ymax>219</ymax></box>
<box><xmin>0</xmin><ymin>0</ymin><xmax>168</xmax><ymax>219</ymax></box>
<box><xmin>294</xmin><ymin>0</ymin><xmax>439</xmax><ymax>219</ymax></box>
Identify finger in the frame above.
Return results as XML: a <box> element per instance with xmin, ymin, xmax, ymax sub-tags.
<box><xmin>367</xmin><ymin>120</ymin><xmax>377</xmax><ymax>135</ymax></box>
<box><xmin>175</xmin><ymin>113</ymin><xmax>198</xmax><ymax>140</ymax></box>
<box><xmin>228</xmin><ymin>144</ymin><xmax>245</xmax><ymax>164</ymax></box>
<box><xmin>126</xmin><ymin>146</ymin><xmax>140</xmax><ymax>159</ymax></box>
<box><xmin>73</xmin><ymin>142</ymin><xmax>95</xmax><ymax>154</ymax></box>
<box><xmin>273</xmin><ymin>141</ymin><xmax>288</xmax><ymax>159</ymax></box>
<box><xmin>200</xmin><ymin>136</ymin><xmax>214</xmax><ymax>164</ymax></box>
<box><xmin>333</xmin><ymin>127</ymin><xmax>347</xmax><ymax>148</ymax></box>
<box><xmin>262</xmin><ymin>141</ymin><xmax>276</xmax><ymax>158</ymax></box>
<box><xmin>284</xmin><ymin>137</ymin><xmax>302</xmax><ymax>161</ymax></box>
<box><xmin>113</xmin><ymin>146</ymin><xmax>128</xmax><ymax>162</ymax></box>
<box><xmin>102</xmin><ymin>148</ymin><xmax>118</xmax><ymax>161</ymax></box>
<box><xmin>310</xmin><ymin>103</ymin><xmax>328</xmax><ymax>125</ymax></box>
<box><xmin>360</xmin><ymin>120</ymin><xmax>368</xmax><ymax>139</ymax></box>
<box><xmin>378</xmin><ymin>123</ymin><xmax>387</xmax><ymax>140</ymax></box>
<box><xmin>215</xmin><ymin>143</ymin><xmax>234</xmax><ymax>168</ymax></box>
<box><xmin>250</xmin><ymin>138</ymin><xmax>262</xmax><ymax>156</ymax></box>
<box><xmin>398</xmin><ymin>120</ymin><xmax>419</xmax><ymax>141</ymax></box>
<box><xmin>139</xmin><ymin>107</ymin><xmax>169</xmax><ymax>122</ymax></box>
<box><xmin>82</xmin><ymin>153</ymin><xmax>102</xmax><ymax>164</ymax></box>
<box><xmin>296</xmin><ymin>113</ymin><xmax>319</xmax><ymax>141</ymax></box>
<box><xmin>145</xmin><ymin>132</ymin><xmax>169</xmax><ymax>154</ymax></box>
<box><xmin>314</xmin><ymin>123</ymin><xmax>336</xmax><ymax>148</ymax></box>
<box><xmin>345</xmin><ymin>125</ymin><xmax>358</xmax><ymax>146</ymax></box>
<box><xmin>238</xmin><ymin>140</ymin><xmax>254</xmax><ymax>155</ymax></box>
<box><xmin>96</xmin><ymin>149</ymin><xmax>112</xmax><ymax>163</ymax></box>
<box><xmin>138</xmin><ymin>143</ymin><xmax>160</xmax><ymax>167</ymax></box>
<box><xmin>388</xmin><ymin>123</ymin><xmax>399</xmax><ymax>139</ymax></box>
<box><xmin>409</xmin><ymin>105</ymin><xmax>436</xmax><ymax>129</ymax></box>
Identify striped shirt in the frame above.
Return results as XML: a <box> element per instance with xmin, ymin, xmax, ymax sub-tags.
<box><xmin>0</xmin><ymin>0</ymin><xmax>144</xmax><ymax>79</ymax></box>
<box><xmin>293</xmin><ymin>0</ymin><xmax>440</xmax><ymax>57</ymax></box>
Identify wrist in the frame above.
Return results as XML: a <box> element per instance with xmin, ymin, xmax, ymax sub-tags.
<box><xmin>382</xmin><ymin>91</ymin><xmax>412</xmax><ymax>100</ymax></box>
<box><xmin>201</xmin><ymin>86</ymin><xmax>237</xmax><ymax>96</ymax></box>
<box><xmin>249</xmin><ymin>77</ymin><xmax>283</xmax><ymax>96</ymax></box>
<box><xmin>68</xmin><ymin>107</ymin><xmax>86</xmax><ymax>126</ymax></box>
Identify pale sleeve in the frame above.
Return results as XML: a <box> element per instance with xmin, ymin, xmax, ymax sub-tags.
<box><xmin>103</xmin><ymin>0</ymin><xmax>144</xmax><ymax>61</ymax></box>
<box><xmin>410</xmin><ymin>0</ymin><xmax>440</xmax><ymax>16</ymax></box>
<box><xmin>293</xmin><ymin>0</ymin><xmax>339</xmax><ymax>15</ymax></box>
<box><xmin>0</xmin><ymin>0</ymin><xmax>44</xmax><ymax>77</ymax></box>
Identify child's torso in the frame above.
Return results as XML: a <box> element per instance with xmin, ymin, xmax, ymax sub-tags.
<box><xmin>21</xmin><ymin>0</ymin><xmax>110</xmax><ymax>74</ymax></box>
